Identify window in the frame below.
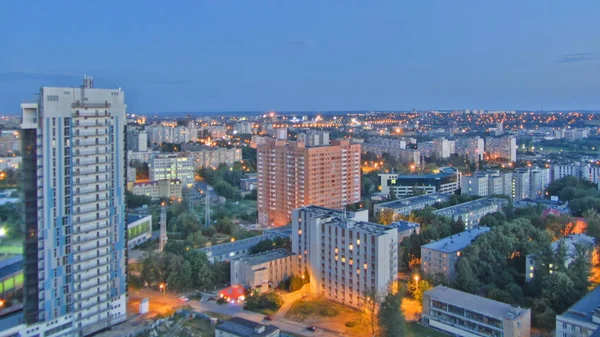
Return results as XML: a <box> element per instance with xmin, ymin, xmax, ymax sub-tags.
<box><xmin>46</xmin><ymin>95</ymin><xmax>59</xmax><ymax>102</ymax></box>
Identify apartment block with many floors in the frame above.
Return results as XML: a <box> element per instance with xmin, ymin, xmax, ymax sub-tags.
<box><xmin>292</xmin><ymin>206</ymin><xmax>398</xmax><ymax>309</ymax></box>
<box><xmin>19</xmin><ymin>77</ymin><xmax>127</xmax><ymax>337</ymax></box>
<box><xmin>555</xmin><ymin>285</ymin><xmax>600</xmax><ymax>337</ymax></box>
<box><xmin>257</xmin><ymin>138</ymin><xmax>360</xmax><ymax>227</ymax></box>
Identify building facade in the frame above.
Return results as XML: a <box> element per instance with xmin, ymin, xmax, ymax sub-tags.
<box><xmin>555</xmin><ymin>286</ymin><xmax>600</xmax><ymax>337</ymax></box>
<box><xmin>423</xmin><ymin>285</ymin><xmax>531</xmax><ymax>337</ymax></box>
<box><xmin>421</xmin><ymin>227</ymin><xmax>491</xmax><ymax>280</ymax></box>
<box><xmin>374</xmin><ymin>193</ymin><xmax>451</xmax><ymax>217</ymax></box>
<box><xmin>433</xmin><ymin>198</ymin><xmax>508</xmax><ymax>230</ymax></box>
<box><xmin>20</xmin><ymin>78</ymin><xmax>127</xmax><ymax>336</ymax></box>
<box><xmin>292</xmin><ymin>206</ymin><xmax>398</xmax><ymax>309</ymax></box>
<box><xmin>130</xmin><ymin>179</ymin><xmax>183</xmax><ymax>201</ymax></box>
<box><xmin>230</xmin><ymin>249</ymin><xmax>300</xmax><ymax>293</ymax></box>
<box><xmin>379</xmin><ymin>167</ymin><xmax>460</xmax><ymax>197</ymax></box>
<box><xmin>257</xmin><ymin>138</ymin><xmax>361</xmax><ymax>227</ymax></box>
<box><xmin>486</xmin><ymin>135</ymin><xmax>517</xmax><ymax>162</ymax></box>
<box><xmin>127</xmin><ymin>214</ymin><xmax>153</xmax><ymax>249</ymax></box>
<box><xmin>150</xmin><ymin>154</ymin><xmax>195</xmax><ymax>185</ymax></box>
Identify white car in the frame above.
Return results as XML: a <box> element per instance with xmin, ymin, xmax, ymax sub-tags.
<box><xmin>179</xmin><ymin>296</ymin><xmax>189</xmax><ymax>302</ymax></box>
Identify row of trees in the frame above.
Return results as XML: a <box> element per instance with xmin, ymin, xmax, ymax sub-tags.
<box><xmin>364</xmin><ymin>285</ymin><xmax>406</xmax><ymax>337</ymax></box>
<box><xmin>198</xmin><ymin>164</ymin><xmax>247</xmax><ymax>201</ymax></box>
<box><xmin>546</xmin><ymin>176</ymin><xmax>600</xmax><ymax>216</ymax></box>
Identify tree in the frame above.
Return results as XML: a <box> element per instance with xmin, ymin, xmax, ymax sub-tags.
<box><xmin>389</xmin><ymin>189</ymin><xmax>397</xmax><ymax>201</ymax></box>
<box><xmin>363</xmin><ymin>289</ymin><xmax>381</xmax><ymax>337</ymax></box>
<box><xmin>377</xmin><ymin>209</ymin><xmax>395</xmax><ymax>225</ymax></box>
<box><xmin>378</xmin><ymin>290</ymin><xmax>405</xmax><ymax>337</ymax></box>
<box><xmin>409</xmin><ymin>279</ymin><xmax>432</xmax><ymax>304</ymax></box>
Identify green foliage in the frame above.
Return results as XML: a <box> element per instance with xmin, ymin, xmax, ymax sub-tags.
<box><xmin>408</xmin><ymin>279</ymin><xmax>433</xmax><ymax>304</ymax></box>
<box><xmin>320</xmin><ymin>307</ymin><xmax>340</xmax><ymax>317</ymax></box>
<box><xmin>126</xmin><ymin>191</ymin><xmax>152</xmax><ymax>209</ymax></box>
<box><xmin>378</xmin><ymin>290</ymin><xmax>405</xmax><ymax>337</ymax></box>
<box><xmin>249</xmin><ymin>237</ymin><xmax>291</xmax><ymax>255</ymax></box>
<box><xmin>198</xmin><ymin>164</ymin><xmax>247</xmax><ymax>201</ymax></box>
<box><xmin>345</xmin><ymin>321</ymin><xmax>358</xmax><ymax>328</ymax></box>
<box><xmin>377</xmin><ymin>208</ymin><xmax>395</xmax><ymax>225</ymax></box>
<box><xmin>244</xmin><ymin>290</ymin><xmax>283</xmax><ymax>312</ymax></box>
<box><xmin>546</xmin><ymin>176</ymin><xmax>600</xmax><ymax>216</ymax></box>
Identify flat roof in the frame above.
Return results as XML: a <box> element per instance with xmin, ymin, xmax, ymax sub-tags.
<box><xmin>433</xmin><ymin>197</ymin><xmax>508</xmax><ymax>216</ymax></box>
<box><xmin>421</xmin><ymin>227</ymin><xmax>490</xmax><ymax>253</ymax></box>
<box><xmin>326</xmin><ymin>218</ymin><xmax>397</xmax><ymax>236</ymax></box>
<box><xmin>559</xmin><ymin>286</ymin><xmax>600</xmax><ymax>323</ymax></box>
<box><xmin>0</xmin><ymin>255</ymin><xmax>23</xmax><ymax>280</ymax></box>
<box><xmin>393</xmin><ymin>167</ymin><xmax>458</xmax><ymax>180</ymax></box>
<box><xmin>0</xmin><ymin>310</ymin><xmax>24</xmax><ymax>332</ymax></box>
<box><xmin>425</xmin><ymin>285</ymin><xmax>529</xmax><ymax>320</ymax></box>
<box><xmin>234</xmin><ymin>249</ymin><xmax>294</xmax><ymax>265</ymax></box>
<box><xmin>198</xmin><ymin>233</ymin><xmax>281</xmax><ymax>256</ymax></box>
<box><xmin>127</xmin><ymin>214</ymin><xmax>151</xmax><ymax>225</ymax></box>
<box><xmin>389</xmin><ymin>221</ymin><xmax>420</xmax><ymax>232</ymax></box>
<box><xmin>376</xmin><ymin>193</ymin><xmax>450</xmax><ymax>210</ymax></box>
<box><xmin>217</xmin><ymin>317</ymin><xmax>280</xmax><ymax>337</ymax></box>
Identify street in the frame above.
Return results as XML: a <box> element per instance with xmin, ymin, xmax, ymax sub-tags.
<box><xmin>109</xmin><ymin>288</ymin><xmax>347</xmax><ymax>337</ymax></box>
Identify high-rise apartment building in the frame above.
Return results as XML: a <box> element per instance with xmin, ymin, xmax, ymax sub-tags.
<box><xmin>292</xmin><ymin>206</ymin><xmax>398</xmax><ymax>309</ymax></box>
<box><xmin>150</xmin><ymin>154</ymin><xmax>195</xmax><ymax>185</ymax></box>
<box><xmin>257</xmin><ymin>138</ymin><xmax>360</xmax><ymax>227</ymax></box>
<box><xmin>20</xmin><ymin>78</ymin><xmax>127</xmax><ymax>336</ymax></box>
<box><xmin>485</xmin><ymin>135</ymin><xmax>517</xmax><ymax>162</ymax></box>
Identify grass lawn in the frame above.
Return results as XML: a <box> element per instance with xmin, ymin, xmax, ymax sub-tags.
<box><xmin>0</xmin><ymin>245</ymin><xmax>22</xmax><ymax>255</ymax></box>
<box><xmin>286</xmin><ymin>298</ymin><xmax>347</xmax><ymax>322</ymax></box>
<box><xmin>202</xmin><ymin>311</ymin><xmax>232</xmax><ymax>321</ymax></box>
<box><xmin>406</xmin><ymin>322</ymin><xmax>450</xmax><ymax>337</ymax></box>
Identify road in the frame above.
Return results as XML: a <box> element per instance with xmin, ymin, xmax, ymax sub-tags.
<box><xmin>123</xmin><ymin>288</ymin><xmax>346</xmax><ymax>337</ymax></box>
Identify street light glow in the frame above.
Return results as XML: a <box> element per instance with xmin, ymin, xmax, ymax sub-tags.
<box><xmin>0</xmin><ymin>228</ymin><xmax>6</xmax><ymax>237</ymax></box>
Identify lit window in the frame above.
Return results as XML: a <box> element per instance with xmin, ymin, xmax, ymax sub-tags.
<box><xmin>349</xmin><ymin>244</ymin><xmax>353</xmax><ymax>251</ymax></box>
<box><xmin>357</xmin><ymin>239</ymin><xmax>360</xmax><ymax>245</ymax></box>
<box><xmin>529</xmin><ymin>273</ymin><xmax>534</xmax><ymax>278</ymax></box>
<box><xmin>364</xmin><ymin>263</ymin><xmax>368</xmax><ymax>270</ymax></box>
<box><xmin>456</xmin><ymin>251</ymin><xmax>461</xmax><ymax>257</ymax></box>
<box><xmin>335</xmin><ymin>247</ymin><xmax>338</xmax><ymax>254</ymax></box>
<box><xmin>529</xmin><ymin>266</ymin><xmax>534</xmax><ymax>271</ymax></box>
<box><xmin>298</xmin><ymin>229</ymin><xmax>302</xmax><ymax>235</ymax></box>
<box><xmin>341</xmin><ymin>257</ymin><xmax>346</xmax><ymax>263</ymax></box>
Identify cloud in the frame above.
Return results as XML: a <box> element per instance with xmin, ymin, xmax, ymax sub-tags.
<box><xmin>0</xmin><ymin>71</ymin><xmax>81</xmax><ymax>82</ymax></box>
<box><xmin>286</xmin><ymin>39</ymin><xmax>315</xmax><ymax>47</ymax></box>
<box><xmin>557</xmin><ymin>53</ymin><xmax>596</xmax><ymax>63</ymax></box>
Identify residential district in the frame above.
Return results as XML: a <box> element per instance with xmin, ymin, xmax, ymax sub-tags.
<box><xmin>2</xmin><ymin>79</ymin><xmax>600</xmax><ymax>337</ymax></box>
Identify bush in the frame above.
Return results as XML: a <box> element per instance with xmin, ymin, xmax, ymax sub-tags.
<box><xmin>320</xmin><ymin>307</ymin><xmax>340</xmax><ymax>317</ymax></box>
<box><xmin>217</xmin><ymin>297</ymin><xmax>226</xmax><ymax>305</ymax></box>
<box><xmin>244</xmin><ymin>291</ymin><xmax>283</xmax><ymax>312</ymax></box>
<box><xmin>345</xmin><ymin>320</ymin><xmax>358</xmax><ymax>328</ymax></box>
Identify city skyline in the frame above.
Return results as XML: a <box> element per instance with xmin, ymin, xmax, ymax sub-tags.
<box><xmin>2</xmin><ymin>1</ymin><xmax>600</xmax><ymax>114</ymax></box>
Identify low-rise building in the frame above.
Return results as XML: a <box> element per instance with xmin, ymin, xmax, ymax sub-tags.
<box><xmin>379</xmin><ymin>167</ymin><xmax>460</xmax><ymax>197</ymax></box>
<box><xmin>555</xmin><ymin>286</ymin><xmax>600</xmax><ymax>337</ymax></box>
<box><xmin>0</xmin><ymin>255</ymin><xmax>23</xmax><ymax>299</ymax></box>
<box><xmin>199</xmin><ymin>233</ymin><xmax>286</xmax><ymax>263</ymax></box>
<box><xmin>216</xmin><ymin>317</ymin><xmax>280</xmax><ymax>337</ymax></box>
<box><xmin>374</xmin><ymin>193</ymin><xmax>451</xmax><ymax>217</ymax></box>
<box><xmin>130</xmin><ymin>179</ymin><xmax>183</xmax><ymax>201</ymax></box>
<box><xmin>433</xmin><ymin>197</ymin><xmax>508</xmax><ymax>230</ymax></box>
<box><xmin>127</xmin><ymin>214</ymin><xmax>153</xmax><ymax>249</ymax></box>
<box><xmin>526</xmin><ymin>234</ymin><xmax>595</xmax><ymax>282</ymax></box>
<box><xmin>421</xmin><ymin>227</ymin><xmax>491</xmax><ymax>280</ymax></box>
<box><xmin>292</xmin><ymin>206</ymin><xmax>398</xmax><ymax>309</ymax></box>
<box><xmin>0</xmin><ymin>156</ymin><xmax>21</xmax><ymax>171</ymax></box>
<box><xmin>423</xmin><ymin>285</ymin><xmax>531</xmax><ymax>337</ymax></box>
<box><xmin>230</xmin><ymin>249</ymin><xmax>300</xmax><ymax>293</ymax></box>
<box><xmin>389</xmin><ymin>221</ymin><xmax>421</xmax><ymax>242</ymax></box>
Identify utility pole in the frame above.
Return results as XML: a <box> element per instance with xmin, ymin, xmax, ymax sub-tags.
<box><xmin>159</xmin><ymin>203</ymin><xmax>167</xmax><ymax>253</ymax></box>
<box><xmin>204</xmin><ymin>186</ymin><xmax>212</xmax><ymax>228</ymax></box>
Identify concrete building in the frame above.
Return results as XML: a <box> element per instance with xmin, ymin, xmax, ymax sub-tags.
<box><xmin>0</xmin><ymin>156</ymin><xmax>21</xmax><ymax>171</ymax></box>
<box><xmin>421</xmin><ymin>227</ymin><xmax>491</xmax><ymax>280</ymax></box>
<box><xmin>297</xmin><ymin>130</ymin><xmax>330</xmax><ymax>146</ymax></box>
<box><xmin>423</xmin><ymin>285</ymin><xmax>531</xmax><ymax>337</ymax></box>
<box><xmin>555</xmin><ymin>286</ymin><xmax>600</xmax><ymax>337</ymax></box>
<box><xmin>127</xmin><ymin>214</ymin><xmax>153</xmax><ymax>249</ymax></box>
<box><xmin>486</xmin><ymin>135</ymin><xmax>517</xmax><ymax>162</ymax></box>
<box><xmin>512</xmin><ymin>168</ymin><xmax>531</xmax><ymax>201</ymax></box>
<box><xmin>19</xmin><ymin>77</ymin><xmax>127</xmax><ymax>336</ymax></box>
<box><xmin>462</xmin><ymin>168</ymin><xmax>548</xmax><ymax>201</ymax></box>
<box><xmin>379</xmin><ymin>167</ymin><xmax>460</xmax><ymax>197</ymax></box>
<box><xmin>216</xmin><ymin>317</ymin><xmax>280</xmax><ymax>337</ymax></box>
<box><xmin>230</xmin><ymin>249</ymin><xmax>300</xmax><ymax>293</ymax></box>
<box><xmin>374</xmin><ymin>193</ymin><xmax>451</xmax><ymax>217</ymax></box>
<box><xmin>389</xmin><ymin>221</ymin><xmax>421</xmax><ymax>242</ymax></box>
<box><xmin>461</xmin><ymin>173</ymin><xmax>490</xmax><ymax>197</ymax></box>
<box><xmin>455</xmin><ymin>137</ymin><xmax>485</xmax><ymax>161</ymax></box>
<box><xmin>257</xmin><ymin>138</ymin><xmax>361</xmax><ymax>227</ymax></box>
<box><xmin>433</xmin><ymin>137</ymin><xmax>455</xmax><ymax>158</ymax></box>
<box><xmin>125</xmin><ymin>128</ymin><xmax>147</xmax><ymax>152</ymax></box>
<box><xmin>198</xmin><ymin>232</ymin><xmax>289</xmax><ymax>263</ymax></box>
<box><xmin>130</xmin><ymin>179</ymin><xmax>183</xmax><ymax>201</ymax></box>
<box><xmin>150</xmin><ymin>154</ymin><xmax>195</xmax><ymax>185</ymax></box>
<box><xmin>552</xmin><ymin>163</ymin><xmax>600</xmax><ymax>184</ymax></box>
<box><xmin>526</xmin><ymin>234</ymin><xmax>595</xmax><ymax>283</ymax></box>
<box><xmin>0</xmin><ymin>255</ymin><xmax>23</xmax><ymax>300</ymax></box>
<box><xmin>433</xmin><ymin>198</ymin><xmax>508</xmax><ymax>230</ymax></box>
<box><xmin>292</xmin><ymin>206</ymin><xmax>398</xmax><ymax>309</ymax></box>
<box><xmin>184</xmin><ymin>146</ymin><xmax>242</xmax><ymax>169</ymax></box>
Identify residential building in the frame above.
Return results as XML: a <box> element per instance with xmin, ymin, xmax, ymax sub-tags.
<box><xmin>198</xmin><ymin>232</ymin><xmax>288</xmax><ymax>263</ymax></box>
<box><xmin>563</xmin><ymin>128</ymin><xmax>591</xmax><ymax>141</ymax></box>
<box><xmin>455</xmin><ymin>137</ymin><xmax>484</xmax><ymax>161</ymax></box>
<box><xmin>257</xmin><ymin>138</ymin><xmax>361</xmax><ymax>227</ymax></box>
<box><xmin>379</xmin><ymin>167</ymin><xmax>460</xmax><ymax>197</ymax></box>
<box><xmin>462</xmin><ymin>168</ymin><xmax>548</xmax><ymax>200</ymax></box>
<box><xmin>555</xmin><ymin>286</ymin><xmax>600</xmax><ymax>337</ymax></box>
<box><xmin>183</xmin><ymin>146</ymin><xmax>242</xmax><ymax>168</ymax></box>
<box><xmin>297</xmin><ymin>130</ymin><xmax>330</xmax><ymax>146</ymax></box>
<box><xmin>421</xmin><ymin>227</ymin><xmax>491</xmax><ymax>280</ymax></box>
<box><xmin>486</xmin><ymin>135</ymin><xmax>517</xmax><ymax>162</ymax></box>
<box><xmin>0</xmin><ymin>130</ymin><xmax>21</xmax><ymax>157</ymax></box>
<box><xmin>461</xmin><ymin>173</ymin><xmax>490</xmax><ymax>197</ymax></box>
<box><xmin>125</xmin><ymin>127</ymin><xmax>147</xmax><ymax>152</ymax></box>
<box><xmin>0</xmin><ymin>255</ymin><xmax>23</xmax><ymax>300</ymax></box>
<box><xmin>19</xmin><ymin>77</ymin><xmax>127</xmax><ymax>336</ymax></box>
<box><xmin>373</xmin><ymin>193</ymin><xmax>451</xmax><ymax>217</ymax></box>
<box><xmin>526</xmin><ymin>234</ymin><xmax>595</xmax><ymax>282</ymax></box>
<box><xmin>130</xmin><ymin>179</ymin><xmax>183</xmax><ymax>201</ymax></box>
<box><xmin>240</xmin><ymin>175</ymin><xmax>257</xmax><ymax>191</ymax></box>
<box><xmin>230</xmin><ymin>249</ymin><xmax>300</xmax><ymax>293</ymax></box>
<box><xmin>423</xmin><ymin>285</ymin><xmax>531</xmax><ymax>337</ymax></box>
<box><xmin>127</xmin><ymin>214</ymin><xmax>153</xmax><ymax>249</ymax></box>
<box><xmin>512</xmin><ymin>168</ymin><xmax>531</xmax><ymax>201</ymax></box>
<box><xmin>389</xmin><ymin>221</ymin><xmax>421</xmax><ymax>242</ymax></box>
<box><xmin>433</xmin><ymin>137</ymin><xmax>455</xmax><ymax>158</ymax></box>
<box><xmin>552</xmin><ymin>163</ymin><xmax>600</xmax><ymax>184</ymax></box>
<box><xmin>216</xmin><ymin>317</ymin><xmax>280</xmax><ymax>337</ymax></box>
<box><xmin>0</xmin><ymin>156</ymin><xmax>21</xmax><ymax>171</ymax></box>
<box><xmin>433</xmin><ymin>198</ymin><xmax>508</xmax><ymax>229</ymax></box>
<box><xmin>292</xmin><ymin>206</ymin><xmax>398</xmax><ymax>309</ymax></box>
<box><xmin>150</xmin><ymin>154</ymin><xmax>195</xmax><ymax>185</ymax></box>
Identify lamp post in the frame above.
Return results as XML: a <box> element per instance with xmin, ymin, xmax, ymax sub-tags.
<box><xmin>159</xmin><ymin>283</ymin><xmax>167</xmax><ymax>296</ymax></box>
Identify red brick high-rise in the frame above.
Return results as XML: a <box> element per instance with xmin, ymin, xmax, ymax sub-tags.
<box><xmin>257</xmin><ymin>138</ymin><xmax>361</xmax><ymax>227</ymax></box>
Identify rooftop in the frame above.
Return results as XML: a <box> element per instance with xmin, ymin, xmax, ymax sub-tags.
<box><xmin>376</xmin><ymin>193</ymin><xmax>450</xmax><ymax>210</ymax></box>
<box><xmin>425</xmin><ymin>285</ymin><xmax>529</xmax><ymax>320</ymax></box>
<box><xmin>559</xmin><ymin>286</ymin><xmax>600</xmax><ymax>324</ymax></box>
<box><xmin>433</xmin><ymin>197</ymin><xmax>508</xmax><ymax>216</ymax></box>
<box><xmin>326</xmin><ymin>217</ymin><xmax>397</xmax><ymax>236</ymax></box>
<box><xmin>393</xmin><ymin>167</ymin><xmax>458</xmax><ymax>180</ymax></box>
<box><xmin>198</xmin><ymin>233</ymin><xmax>282</xmax><ymax>257</ymax></box>
<box><xmin>126</xmin><ymin>214</ymin><xmax>151</xmax><ymax>225</ymax></box>
<box><xmin>0</xmin><ymin>255</ymin><xmax>22</xmax><ymax>280</ymax></box>
<box><xmin>217</xmin><ymin>317</ymin><xmax>280</xmax><ymax>337</ymax></box>
<box><xmin>389</xmin><ymin>221</ymin><xmax>421</xmax><ymax>232</ymax></box>
<box><xmin>421</xmin><ymin>227</ymin><xmax>490</xmax><ymax>253</ymax></box>
<box><xmin>235</xmin><ymin>249</ymin><xmax>293</xmax><ymax>266</ymax></box>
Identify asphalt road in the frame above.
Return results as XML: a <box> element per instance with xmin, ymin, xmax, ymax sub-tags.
<box><xmin>124</xmin><ymin>288</ymin><xmax>346</xmax><ymax>337</ymax></box>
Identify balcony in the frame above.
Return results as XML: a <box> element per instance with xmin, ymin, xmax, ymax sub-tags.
<box><xmin>73</xmin><ymin>104</ymin><xmax>111</xmax><ymax>111</ymax></box>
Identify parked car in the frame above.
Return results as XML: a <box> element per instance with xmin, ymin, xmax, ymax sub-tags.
<box><xmin>306</xmin><ymin>326</ymin><xmax>317</xmax><ymax>332</ymax></box>
<box><xmin>179</xmin><ymin>296</ymin><xmax>189</xmax><ymax>302</ymax></box>
<box><xmin>264</xmin><ymin>316</ymin><xmax>273</xmax><ymax>321</ymax></box>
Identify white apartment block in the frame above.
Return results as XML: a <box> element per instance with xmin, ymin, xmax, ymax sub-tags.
<box><xmin>19</xmin><ymin>77</ymin><xmax>127</xmax><ymax>336</ymax></box>
<box><xmin>552</xmin><ymin>163</ymin><xmax>600</xmax><ymax>185</ymax></box>
<box><xmin>433</xmin><ymin>138</ymin><xmax>455</xmax><ymax>159</ymax></box>
<box><xmin>189</xmin><ymin>147</ymin><xmax>242</xmax><ymax>168</ymax></box>
<box><xmin>555</xmin><ymin>286</ymin><xmax>600</xmax><ymax>337</ymax></box>
<box><xmin>130</xmin><ymin>179</ymin><xmax>183</xmax><ymax>201</ymax></box>
<box><xmin>461</xmin><ymin>168</ymin><xmax>548</xmax><ymax>201</ymax></box>
<box><xmin>374</xmin><ymin>193</ymin><xmax>451</xmax><ymax>217</ymax></box>
<box><xmin>230</xmin><ymin>249</ymin><xmax>301</xmax><ymax>293</ymax></box>
<box><xmin>486</xmin><ymin>136</ymin><xmax>517</xmax><ymax>162</ymax></box>
<box><xmin>292</xmin><ymin>206</ymin><xmax>398</xmax><ymax>309</ymax></box>
<box><xmin>150</xmin><ymin>154</ymin><xmax>195</xmax><ymax>185</ymax></box>
<box><xmin>455</xmin><ymin>137</ymin><xmax>484</xmax><ymax>161</ymax></box>
<box><xmin>433</xmin><ymin>198</ymin><xmax>508</xmax><ymax>230</ymax></box>
<box><xmin>0</xmin><ymin>156</ymin><xmax>21</xmax><ymax>171</ymax></box>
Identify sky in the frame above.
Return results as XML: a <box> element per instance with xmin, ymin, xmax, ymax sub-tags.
<box><xmin>1</xmin><ymin>0</ymin><xmax>599</xmax><ymax>114</ymax></box>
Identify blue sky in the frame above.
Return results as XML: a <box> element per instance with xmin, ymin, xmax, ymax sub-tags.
<box><xmin>1</xmin><ymin>0</ymin><xmax>599</xmax><ymax>114</ymax></box>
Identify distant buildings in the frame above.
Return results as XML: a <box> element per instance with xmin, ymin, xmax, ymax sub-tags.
<box><xmin>362</xmin><ymin>137</ymin><xmax>420</xmax><ymax>166</ymax></box>
<box><xmin>422</xmin><ymin>285</ymin><xmax>531</xmax><ymax>337</ymax></box>
<box><xmin>526</xmin><ymin>234</ymin><xmax>595</xmax><ymax>282</ymax></box>
<box><xmin>374</xmin><ymin>193</ymin><xmax>451</xmax><ymax>217</ymax></box>
<box><xmin>433</xmin><ymin>198</ymin><xmax>508</xmax><ymax>230</ymax></box>
<box><xmin>0</xmin><ymin>156</ymin><xmax>21</xmax><ymax>171</ymax></box>
<box><xmin>130</xmin><ymin>179</ymin><xmax>183</xmax><ymax>201</ymax></box>
<box><xmin>461</xmin><ymin>167</ymin><xmax>549</xmax><ymax>201</ymax></box>
<box><xmin>552</xmin><ymin>162</ymin><xmax>600</xmax><ymax>184</ymax></box>
<box><xmin>433</xmin><ymin>137</ymin><xmax>455</xmax><ymax>159</ymax></box>
<box><xmin>485</xmin><ymin>135</ymin><xmax>517</xmax><ymax>162</ymax></box>
<box><xmin>150</xmin><ymin>154</ymin><xmax>195</xmax><ymax>185</ymax></box>
<box><xmin>257</xmin><ymin>137</ymin><xmax>361</xmax><ymax>227</ymax></box>
<box><xmin>389</xmin><ymin>221</ymin><xmax>421</xmax><ymax>241</ymax></box>
<box><xmin>455</xmin><ymin>137</ymin><xmax>485</xmax><ymax>161</ymax></box>
<box><xmin>421</xmin><ymin>227</ymin><xmax>491</xmax><ymax>280</ymax></box>
<box><xmin>555</xmin><ymin>286</ymin><xmax>600</xmax><ymax>337</ymax></box>
<box><xmin>292</xmin><ymin>206</ymin><xmax>398</xmax><ymax>309</ymax></box>
<box><xmin>182</xmin><ymin>144</ymin><xmax>242</xmax><ymax>168</ymax></box>
<box><xmin>127</xmin><ymin>214</ymin><xmax>153</xmax><ymax>249</ymax></box>
<box><xmin>198</xmin><ymin>232</ymin><xmax>288</xmax><ymax>263</ymax></box>
<box><xmin>379</xmin><ymin>167</ymin><xmax>460</xmax><ymax>197</ymax></box>
<box><xmin>216</xmin><ymin>317</ymin><xmax>280</xmax><ymax>337</ymax></box>
<box><xmin>230</xmin><ymin>249</ymin><xmax>300</xmax><ymax>293</ymax></box>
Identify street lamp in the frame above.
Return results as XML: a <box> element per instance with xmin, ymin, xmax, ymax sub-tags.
<box><xmin>0</xmin><ymin>227</ymin><xmax>6</xmax><ymax>237</ymax></box>
<box><xmin>159</xmin><ymin>283</ymin><xmax>167</xmax><ymax>296</ymax></box>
